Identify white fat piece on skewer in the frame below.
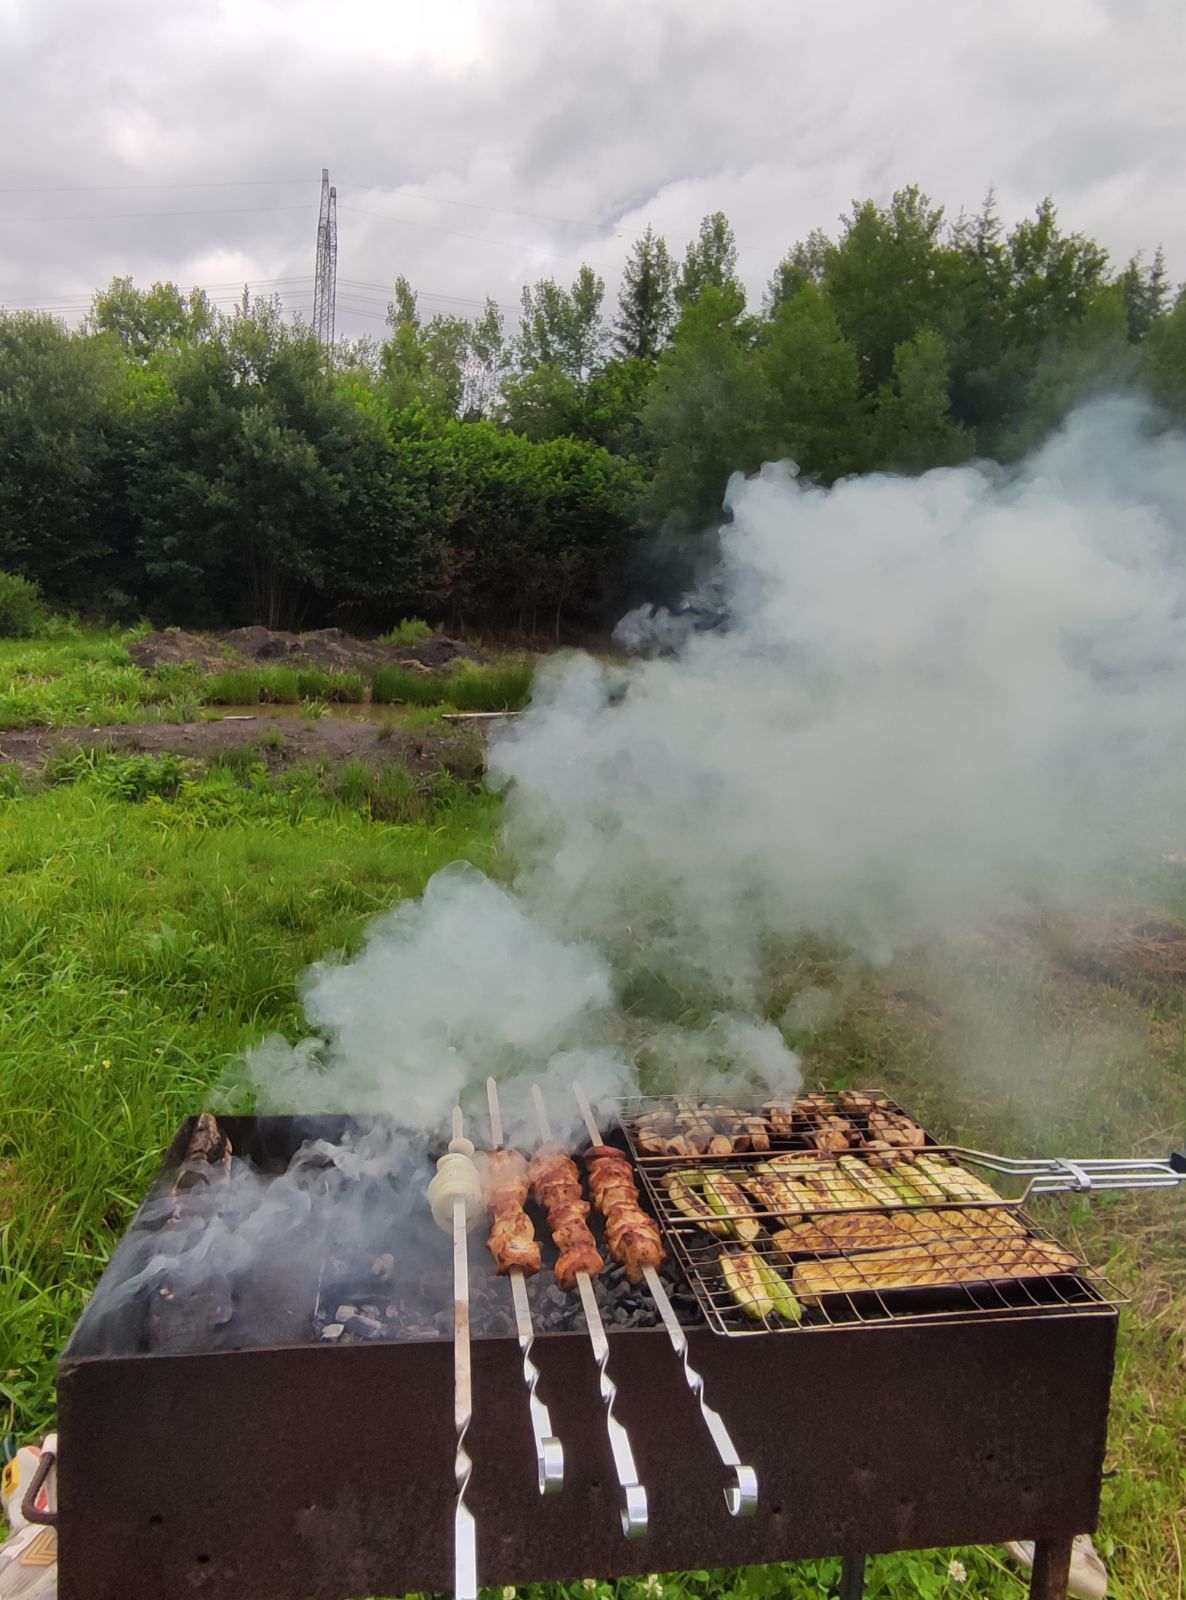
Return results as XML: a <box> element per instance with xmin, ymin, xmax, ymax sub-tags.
<box><xmin>573</xmin><ymin>1084</ymin><xmax>758</xmax><ymax>1518</ymax></box>
<box><xmin>485</xmin><ymin>1077</ymin><xmax>563</xmax><ymax>1495</ymax></box>
<box><xmin>427</xmin><ymin>1106</ymin><xmax>483</xmax><ymax>1600</ymax></box>
<box><xmin>530</xmin><ymin>1083</ymin><xmax>647</xmax><ymax>1538</ymax></box>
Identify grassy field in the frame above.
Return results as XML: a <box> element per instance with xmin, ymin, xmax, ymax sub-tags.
<box><xmin>0</xmin><ymin>627</ymin><xmax>534</xmax><ymax>729</ymax></box>
<box><xmin>0</xmin><ymin>647</ymin><xmax>1183</xmax><ymax>1598</ymax></box>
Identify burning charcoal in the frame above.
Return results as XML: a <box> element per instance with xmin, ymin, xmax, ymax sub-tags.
<box><xmin>344</xmin><ymin>1314</ymin><xmax>383</xmax><ymax>1340</ymax></box>
<box><xmin>320</xmin><ymin>1323</ymin><xmax>345</xmax><ymax>1342</ymax></box>
<box><xmin>335</xmin><ymin>1304</ymin><xmax>358</xmax><ymax>1322</ymax></box>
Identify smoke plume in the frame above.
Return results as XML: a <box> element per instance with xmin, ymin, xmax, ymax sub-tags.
<box><xmin>246</xmin><ymin>397</ymin><xmax>1186</xmax><ymax>1127</ymax></box>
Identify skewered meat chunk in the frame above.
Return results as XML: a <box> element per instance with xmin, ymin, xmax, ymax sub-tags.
<box><xmin>555</xmin><ymin>1242</ymin><xmax>604</xmax><ymax>1291</ymax></box>
<box><xmin>792</xmin><ymin>1237</ymin><xmax>1079</xmax><ymax>1304</ymax></box>
<box><xmin>483</xmin><ymin>1149</ymin><xmax>542</xmax><ymax>1276</ymax></box>
<box><xmin>487</xmin><ymin>1205</ymin><xmax>542</xmax><ymax>1275</ymax></box>
<box><xmin>530</xmin><ymin>1149</ymin><xmax>604</xmax><ymax>1289</ymax></box>
<box><xmin>483</xmin><ymin>1147</ymin><xmax>531</xmax><ymax>1209</ymax></box>
<box><xmin>583</xmin><ymin>1144</ymin><xmax>665</xmax><ymax>1285</ymax></box>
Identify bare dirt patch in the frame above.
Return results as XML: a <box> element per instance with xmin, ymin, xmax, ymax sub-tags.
<box><xmin>1056</xmin><ymin>911</ymin><xmax>1186</xmax><ymax>1001</ymax></box>
<box><xmin>0</xmin><ymin>716</ymin><xmax>488</xmax><ymax>781</ymax></box>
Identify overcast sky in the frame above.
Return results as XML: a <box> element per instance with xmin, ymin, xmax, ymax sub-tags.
<box><xmin>2</xmin><ymin>0</ymin><xmax>1183</xmax><ymax>341</ymax></box>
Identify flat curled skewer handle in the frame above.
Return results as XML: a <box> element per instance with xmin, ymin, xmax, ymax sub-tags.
<box><xmin>642</xmin><ymin>1265</ymin><xmax>758</xmax><ymax>1517</ymax></box>
<box><xmin>577</xmin><ymin>1271</ymin><xmax>649</xmax><ymax>1537</ymax></box>
<box><xmin>510</xmin><ymin>1268</ymin><xmax>564</xmax><ymax>1493</ymax></box>
<box><xmin>571</xmin><ymin>1083</ymin><xmax>756</xmax><ymax>1518</ymax></box>
<box><xmin>488</xmin><ymin>1078</ymin><xmax>564</xmax><ymax>1495</ymax></box>
<box><xmin>532</xmin><ymin>1083</ymin><xmax>646</xmax><ymax>1536</ymax></box>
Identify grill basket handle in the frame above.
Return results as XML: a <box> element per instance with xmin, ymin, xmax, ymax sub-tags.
<box><xmin>21</xmin><ymin>1448</ymin><xmax>58</xmax><ymax>1528</ymax></box>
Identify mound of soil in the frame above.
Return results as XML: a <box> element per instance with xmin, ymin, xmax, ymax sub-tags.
<box><xmin>127</xmin><ymin>631</ymin><xmax>228</xmax><ymax>673</ymax></box>
<box><xmin>130</xmin><ymin>626</ymin><xmax>479</xmax><ymax>675</ymax></box>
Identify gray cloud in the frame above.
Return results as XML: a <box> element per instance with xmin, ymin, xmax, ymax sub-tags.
<box><xmin>2</xmin><ymin>0</ymin><xmax>1183</xmax><ymax>337</ymax></box>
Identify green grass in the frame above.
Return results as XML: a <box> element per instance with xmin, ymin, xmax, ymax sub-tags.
<box><xmin>371</xmin><ymin>659</ymin><xmax>533</xmax><ymax>710</ymax></box>
<box><xmin>0</xmin><ymin>630</ymin><xmax>375</xmax><ymax>729</ymax></box>
<box><xmin>0</xmin><ymin>652</ymin><xmax>1182</xmax><ymax>1596</ymax></box>
<box><xmin>201</xmin><ymin>665</ymin><xmax>366</xmax><ymax>705</ymax></box>
<box><xmin>377</xmin><ymin>617</ymin><xmax>434</xmax><ymax>646</ymax></box>
<box><xmin>0</xmin><ymin>760</ymin><xmax>499</xmax><ymax>1439</ymax></box>
<box><xmin>370</xmin><ymin>664</ymin><xmax>444</xmax><ymax>706</ymax></box>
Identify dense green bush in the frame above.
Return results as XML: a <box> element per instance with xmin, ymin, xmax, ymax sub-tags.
<box><xmin>378</xmin><ymin>618</ymin><xmax>433</xmax><ymax>646</ymax></box>
<box><xmin>0</xmin><ymin>570</ymin><xmax>48</xmax><ymax>638</ymax></box>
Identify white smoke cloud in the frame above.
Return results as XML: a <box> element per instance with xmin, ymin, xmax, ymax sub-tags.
<box><xmin>492</xmin><ymin>398</ymin><xmax>1186</xmax><ymax>991</ymax></box>
<box><xmin>247</xmin><ymin>397</ymin><xmax>1186</xmax><ymax>1127</ymax></box>
<box><xmin>244</xmin><ymin>865</ymin><xmax>618</xmax><ymax>1124</ymax></box>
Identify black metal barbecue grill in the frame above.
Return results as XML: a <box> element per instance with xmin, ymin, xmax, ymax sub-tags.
<box><xmin>48</xmin><ymin>1095</ymin><xmax>1185</xmax><ymax>1600</ymax></box>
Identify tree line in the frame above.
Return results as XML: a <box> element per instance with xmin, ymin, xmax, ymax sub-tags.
<box><xmin>2</xmin><ymin>186</ymin><xmax>1185</xmax><ymax>634</ymax></box>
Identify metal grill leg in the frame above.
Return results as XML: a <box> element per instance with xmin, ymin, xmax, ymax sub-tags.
<box><xmin>1029</xmin><ymin>1535</ymin><xmax>1074</xmax><ymax>1600</ymax></box>
<box><xmin>837</xmin><ymin>1554</ymin><xmax>866</xmax><ymax>1599</ymax></box>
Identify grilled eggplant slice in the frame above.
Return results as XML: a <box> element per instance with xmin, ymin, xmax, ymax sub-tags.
<box><xmin>664</xmin><ymin>1170</ymin><xmax>728</xmax><ymax>1235</ymax></box>
<box><xmin>755</xmin><ymin>1257</ymin><xmax>801</xmax><ymax>1321</ymax></box>
<box><xmin>702</xmin><ymin>1170</ymin><xmax>762</xmax><ymax>1243</ymax></box>
<box><xmin>720</xmin><ymin>1251</ymin><xmax>774</xmax><ymax>1319</ymax></box>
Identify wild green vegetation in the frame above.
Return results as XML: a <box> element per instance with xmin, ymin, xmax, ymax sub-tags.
<box><xmin>2</xmin><ymin>190</ymin><xmax>1184</xmax><ymax>637</ymax></box>
<box><xmin>0</xmin><ymin>630</ymin><xmax>534</xmax><ymax>728</ymax></box>
<box><xmin>0</xmin><ymin>691</ymin><xmax>1182</xmax><ymax>1595</ymax></box>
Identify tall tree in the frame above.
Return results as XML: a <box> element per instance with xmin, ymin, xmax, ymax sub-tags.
<box><xmin>516</xmin><ymin>265</ymin><xmax>606</xmax><ymax>380</ymax></box>
<box><xmin>0</xmin><ymin>312</ymin><xmax>122</xmax><ymax>603</ymax></box>
<box><xmin>758</xmin><ymin>285</ymin><xmax>867</xmax><ymax>480</ymax></box>
<box><xmin>764</xmin><ymin>230</ymin><xmax>834</xmax><ymax>314</ymax></box>
<box><xmin>380</xmin><ymin>276</ymin><xmax>469</xmax><ymax>415</ymax></box>
<box><xmin>615</xmin><ymin>226</ymin><xmax>676</xmax><ymax>361</ymax></box>
<box><xmin>85</xmin><ymin>276</ymin><xmax>214</xmax><ymax>359</ymax></box>
<box><xmin>824</xmin><ymin>186</ymin><xmax>953</xmax><ymax>391</ymax></box>
<box><xmin>676</xmin><ymin>212</ymin><xmax>742</xmax><ymax>310</ymax></box>
<box><xmin>1005</xmin><ymin>198</ymin><xmax>1110</xmax><ymax>351</ymax></box>
<box><xmin>1120</xmin><ymin>247</ymin><xmax>1170</xmax><ymax>343</ymax></box>
<box><xmin>875</xmin><ymin>329</ymin><xmax>973</xmax><ymax>473</ymax></box>
<box><xmin>642</xmin><ymin>282</ymin><xmax>765</xmax><ymax>526</ymax></box>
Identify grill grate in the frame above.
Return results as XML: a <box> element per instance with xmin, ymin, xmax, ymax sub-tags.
<box><xmin>611</xmin><ymin>1093</ymin><xmax>1125</xmax><ymax>1336</ymax></box>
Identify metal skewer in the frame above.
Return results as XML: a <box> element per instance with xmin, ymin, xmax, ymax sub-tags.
<box><xmin>574</xmin><ymin>1084</ymin><xmax>758</xmax><ymax>1518</ymax></box>
<box><xmin>427</xmin><ymin>1106</ymin><xmax>483</xmax><ymax>1600</ymax></box>
<box><xmin>485</xmin><ymin>1077</ymin><xmax>564</xmax><ymax>1495</ymax></box>
<box><xmin>531</xmin><ymin>1083</ymin><xmax>648</xmax><ymax>1538</ymax></box>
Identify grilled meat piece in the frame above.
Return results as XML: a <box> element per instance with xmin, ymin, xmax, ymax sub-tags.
<box><xmin>483</xmin><ymin>1147</ymin><xmax>531</xmax><ymax>1209</ymax></box>
<box><xmin>530</xmin><ymin>1149</ymin><xmax>604</xmax><ymax>1289</ymax></box>
<box><xmin>864</xmin><ymin>1108</ymin><xmax>927</xmax><ymax>1149</ymax></box>
<box><xmin>487</xmin><ymin>1205</ymin><xmax>542</xmax><ymax>1275</ymax></box>
<box><xmin>555</xmin><ymin>1242</ymin><xmax>604</xmax><ymax>1291</ymax></box>
<box><xmin>837</xmin><ymin>1090</ymin><xmax>882</xmax><ymax>1115</ymax></box>
<box><xmin>583</xmin><ymin>1144</ymin><xmax>665</xmax><ymax>1284</ymax></box>
<box><xmin>763</xmin><ymin>1101</ymin><xmax>796</xmax><ymax>1138</ymax></box>
<box><xmin>792</xmin><ymin>1237</ymin><xmax>1080</xmax><ymax>1304</ymax></box>
<box><xmin>483</xmin><ymin>1149</ymin><xmax>541</xmax><ymax>1276</ymax></box>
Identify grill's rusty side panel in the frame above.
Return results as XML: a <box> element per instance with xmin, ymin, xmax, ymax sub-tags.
<box><xmin>59</xmin><ymin>1312</ymin><xmax>1116</xmax><ymax>1600</ymax></box>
